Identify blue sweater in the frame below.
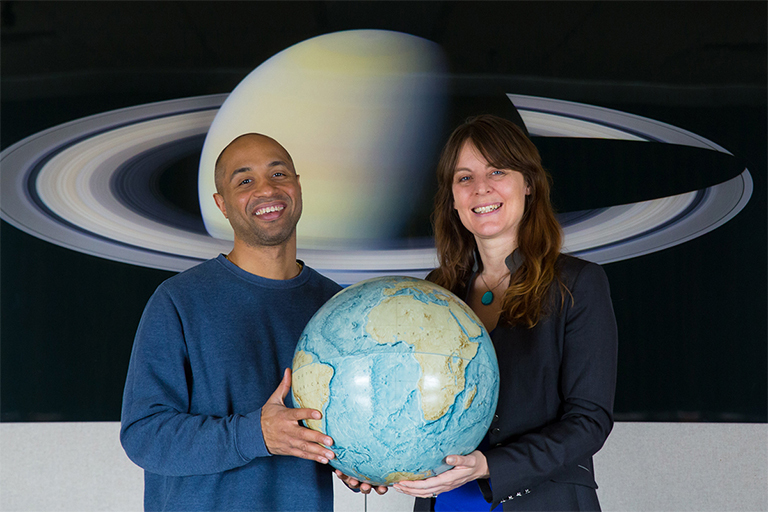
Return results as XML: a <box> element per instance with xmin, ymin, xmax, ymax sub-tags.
<box><xmin>120</xmin><ymin>255</ymin><xmax>342</xmax><ymax>511</ymax></box>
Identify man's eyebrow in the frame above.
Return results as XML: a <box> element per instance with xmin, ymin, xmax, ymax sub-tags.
<box><xmin>228</xmin><ymin>166</ymin><xmax>251</xmax><ymax>181</ymax></box>
<box><xmin>227</xmin><ymin>160</ymin><xmax>293</xmax><ymax>180</ymax></box>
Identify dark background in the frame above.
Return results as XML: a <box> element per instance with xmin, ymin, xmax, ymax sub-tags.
<box><xmin>1</xmin><ymin>1</ymin><xmax>766</xmax><ymax>422</ymax></box>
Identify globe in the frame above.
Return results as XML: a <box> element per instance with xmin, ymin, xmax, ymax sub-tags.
<box><xmin>291</xmin><ymin>276</ymin><xmax>500</xmax><ymax>486</ymax></box>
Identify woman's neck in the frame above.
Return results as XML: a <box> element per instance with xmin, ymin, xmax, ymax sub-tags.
<box><xmin>475</xmin><ymin>235</ymin><xmax>517</xmax><ymax>278</ymax></box>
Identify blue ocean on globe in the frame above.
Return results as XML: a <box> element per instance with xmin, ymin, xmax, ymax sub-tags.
<box><xmin>292</xmin><ymin>276</ymin><xmax>500</xmax><ymax>486</ymax></box>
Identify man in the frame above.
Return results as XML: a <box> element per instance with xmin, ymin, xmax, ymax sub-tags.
<box><xmin>120</xmin><ymin>133</ymin><xmax>341</xmax><ymax>511</ymax></box>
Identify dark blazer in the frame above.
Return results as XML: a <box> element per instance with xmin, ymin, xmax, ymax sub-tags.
<box><xmin>416</xmin><ymin>252</ymin><xmax>618</xmax><ymax>511</ymax></box>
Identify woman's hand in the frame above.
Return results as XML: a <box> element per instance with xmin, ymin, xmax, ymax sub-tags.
<box><xmin>334</xmin><ymin>470</ymin><xmax>388</xmax><ymax>495</ymax></box>
<box><xmin>393</xmin><ymin>451</ymin><xmax>489</xmax><ymax>498</ymax></box>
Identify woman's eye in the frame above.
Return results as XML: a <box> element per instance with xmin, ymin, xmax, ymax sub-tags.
<box><xmin>491</xmin><ymin>169</ymin><xmax>505</xmax><ymax>176</ymax></box>
<box><xmin>456</xmin><ymin>175</ymin><xmax>470</xmax><ymax>183</ymax></box>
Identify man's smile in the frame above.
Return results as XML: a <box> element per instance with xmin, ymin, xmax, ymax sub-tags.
<box><xmin>254</xmin><ymin>203</ymin><xmax>287</xmax><ymax>217</ymax></box>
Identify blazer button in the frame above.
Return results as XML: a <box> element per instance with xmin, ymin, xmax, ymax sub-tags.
<box><xmin>491</xmin><ymin>428</ymin><xmax>500</xmax><ymax>434</ymax></box>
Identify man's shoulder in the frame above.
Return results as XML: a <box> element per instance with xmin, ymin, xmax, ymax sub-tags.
<box><xmin>158</xmin><ymin>257</ymin><xmax>225</xmax><ymax>293</ymax></box>
<box><xmin>156</xmin><ymin>259</ymin><xmax>342</xmax><ymax>300</ymax></box>
<box><xmin>303</xmin><ymin>265</ymin><xmax>343</xmax><ymax>296</ymax></box>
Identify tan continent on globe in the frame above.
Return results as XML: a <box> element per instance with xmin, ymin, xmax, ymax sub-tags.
<box><xmin>384</xmin><ymin>469</ymin><xmax>434</xmax><ymax>485</ymax></box>
<box><xmin>292</xmin><ymin>350</ymin><xmax>334</xmax><ymax>432</ymax></box>
<box><xmin>366</xmin><ymin>283</ymin><xmax>481</xmax><ymax>421</ymax></box>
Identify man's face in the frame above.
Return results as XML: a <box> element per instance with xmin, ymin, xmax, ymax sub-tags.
<box><xmin>213</xmin><ymin>135</ymin><xmax>302</xmax><ymax>248</ymax></box>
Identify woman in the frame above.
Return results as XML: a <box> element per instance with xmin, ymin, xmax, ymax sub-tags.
<box><xmin>394</xmin><ymin>114</ymin><xmax>618</xmax><ymax>511</ymax></box>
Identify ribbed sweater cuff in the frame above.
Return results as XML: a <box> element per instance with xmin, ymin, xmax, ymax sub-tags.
<box><xmin>237</xmin><ymin>408</ymin><xmax>271</xmax><ymax>460</ymax></box>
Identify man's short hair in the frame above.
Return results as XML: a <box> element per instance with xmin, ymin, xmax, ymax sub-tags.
<box><xmin>213</xmin><ymin>133</ymin><xmax>293</xmax><ymax>193</ymax></box>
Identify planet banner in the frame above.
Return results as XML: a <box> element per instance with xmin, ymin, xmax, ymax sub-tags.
<box><xmin>0</xmin><ymin>1</ymin><xmax>765</xmax><ymax>425</ymax></box>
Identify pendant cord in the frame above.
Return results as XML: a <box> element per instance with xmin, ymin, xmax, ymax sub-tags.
<box><xmin>479</xmin><ymin>271</ymin><xmax>510</xmax><ymax>305</ymax></box>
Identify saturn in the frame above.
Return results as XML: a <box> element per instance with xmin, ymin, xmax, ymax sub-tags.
<box><xmin>0</xmin><ymin>30</ymin><xmax>753</xmax><ymax>285</ymax></box>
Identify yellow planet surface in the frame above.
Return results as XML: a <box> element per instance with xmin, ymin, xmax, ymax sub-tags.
<box><xmin>198</xmin><ymin>29</ymin><xmax>448</xmax><ymax>247</ymax></box>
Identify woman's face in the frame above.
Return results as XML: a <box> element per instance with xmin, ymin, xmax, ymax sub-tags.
<box><xmin>451</xmin><ymin>140</ymin><xmax>530</xmax><ymax>244</ymax></box>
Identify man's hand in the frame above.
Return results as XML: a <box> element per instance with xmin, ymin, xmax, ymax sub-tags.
<box><xmin>261</xmin><ymin>368</ymin><xmax>335</xmax><ymax>464</ymax></box>
<box><xmin>335</xmin><ymin>470</ymin><xmax>388</xmax><ymax>495</ymax></box>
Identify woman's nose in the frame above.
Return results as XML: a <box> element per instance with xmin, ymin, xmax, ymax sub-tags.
<box><xmin>473</xmin><ymin>176</ymin><xmax>491</xmax><ymax>194</ymax></box>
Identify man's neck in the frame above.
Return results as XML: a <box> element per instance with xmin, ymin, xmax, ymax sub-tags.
<box><xmin>226</xmin><ymin>237</ymin><xmax>301</xmax><ymax>280</ymax></box>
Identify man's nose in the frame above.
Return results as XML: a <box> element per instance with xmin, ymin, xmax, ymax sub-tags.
<box><xmin>253</xmin><ymin>178</ymin><xmax>278</xmax><ymax>196</ymax></box>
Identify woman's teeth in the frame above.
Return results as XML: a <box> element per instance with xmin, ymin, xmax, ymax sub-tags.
<box><xmin>473</xmin><ymin>204</ymin><xmax>500</xmax><ymax>214</ymax></box>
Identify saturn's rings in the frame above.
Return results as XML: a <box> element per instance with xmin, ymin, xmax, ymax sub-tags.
<box><xmin>0</xmin><ymin>93</ymin><xmax>753</xmax><ymax>284</ymax></box>
<box><xmin>508</xmin><ymin>93</ymin><xmax>753</xmax><ymax>263</ymax></box>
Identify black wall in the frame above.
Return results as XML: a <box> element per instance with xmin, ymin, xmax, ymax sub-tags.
<box><xmin>1</xmin><ymin>1</ymin><xmax>765</xmax><ymax>422</ymax></box>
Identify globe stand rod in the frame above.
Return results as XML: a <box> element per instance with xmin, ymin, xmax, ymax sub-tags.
<box><xmin>364</xmin><ymin>493</ymin><xmax>367</xmax><ymax>512</ymax></box>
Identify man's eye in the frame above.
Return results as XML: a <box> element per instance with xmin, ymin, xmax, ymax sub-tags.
<box><xmin>273</xmin><ymin>172</ymin><xmax>286</xmax><ymax>178</ymax></box>
<box><xmin>239</xmin><ymin>178</ymin><xmax>252</xmax><ymax>185</ymax></box>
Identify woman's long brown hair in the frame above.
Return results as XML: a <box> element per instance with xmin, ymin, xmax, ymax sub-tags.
<box><xmin>426</xmin><ymin>114</ymin><xmax>568</xmax><ymax>328</ymax></box>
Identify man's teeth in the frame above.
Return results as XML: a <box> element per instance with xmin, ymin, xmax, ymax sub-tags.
<box><xmin>473</xmin><ymin>204</ymin><xmax>500</xmax><ymax>214</ymax></box>
<box><xmin>255</xmin><ymin>205</ymin><xmax>285</xmax><ymax>216</ymax></box>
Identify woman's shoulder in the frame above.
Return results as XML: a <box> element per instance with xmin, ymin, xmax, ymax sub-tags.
<box><xmin>553</xmin><ymin>254</ymin><xmax>614</xmax><ymax>313</ymax></box>
<box><xmin>556</xmin><ymin>252</ymin><xmax>592</xmax><ymax>274</ymax></box>
<box><xmin>555</xmin><ymin>253</ymin><xmax>609</xmax><ymax>287</ymax></box>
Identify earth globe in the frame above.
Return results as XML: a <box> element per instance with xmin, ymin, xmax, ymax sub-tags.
<box><xmin>291</xmin><ymin>276</ymin><xmax>500</xmax><ymax>486</ymax></box>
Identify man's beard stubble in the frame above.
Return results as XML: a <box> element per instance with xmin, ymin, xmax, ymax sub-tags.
<box><xmin>231</xmin><ymin>205</ymin><xmax>301</xmax><ymax>248</ymax></box>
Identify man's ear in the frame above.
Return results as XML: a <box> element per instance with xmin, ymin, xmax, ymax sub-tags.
<box><xmin>213</xmin><ymin>193</ymin><xmax>227</xmax><ymax>219</ymax></box>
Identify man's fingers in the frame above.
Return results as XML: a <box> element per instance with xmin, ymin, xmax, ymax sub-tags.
<box><xmin>279</xmin><ymin>421</ymin><xmax>334</xmax><ymax>459</ymax></box>
<box><xmin>261</xmin><ymin>373</ymin><xmax>336</xmax><ymax>462</ymax></box>
<box><xmin>334</xmin><ymin>470</ymin><xmax>389</xmax><ymax>495</ymax></box>
<box><xmin>356</xmin><ymin>482</ymin><xmax>388</xmax><ymax>495</ymax></box>
<box><xmin>290</xmin><ymin>406</ymin><xmax>323</xmax><ymax>422</ymax></box>
<box><xmin>286</xmin><ymin>438</ymin><xmax>335</xmax><ymax>463</ymax></box>
<box><xmin>291</xmin><ymin>423</ymin><xmax>334</xmax><ymax>449</ymax></box>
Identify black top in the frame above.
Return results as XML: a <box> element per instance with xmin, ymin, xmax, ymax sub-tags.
<box><xmin>417</xmin><ymin>252</ymin><xmax>618</xmax><ymax>512</ymax></box>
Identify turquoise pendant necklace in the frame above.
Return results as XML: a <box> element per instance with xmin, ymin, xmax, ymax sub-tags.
<box><xmin>479</xmin><ymin>272</ymin><xmax>510</xmax><ymax>306</ymax></box>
